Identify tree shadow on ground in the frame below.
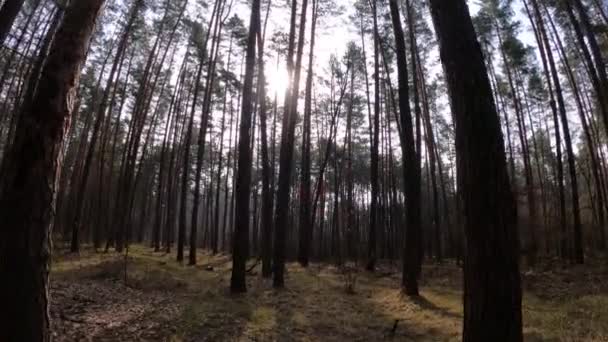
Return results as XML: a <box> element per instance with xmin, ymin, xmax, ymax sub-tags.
<box><xmin>238</xmin><ymin>263</ymin><xmax>462</xmax><ymax>341</ymax></box>
<box><xmin>54</xmin><ymin>249</ymin><xmax>608</xmax><ymax>341</ymax></box>
<box><xmin>51</xmin><ymin>249</ymin><xmax>254</xmax><ymax>342</ymax></box>
<box><xmin>410</xmin><ymin>294</ymin><xmax>462</xmax><ymax>320</ymax></box>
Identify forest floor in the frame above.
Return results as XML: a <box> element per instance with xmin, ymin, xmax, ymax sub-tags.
<box><xmin>50</xmin><ymin>245</ymin><xmax>608</xmax><ymax>341</ymax></box>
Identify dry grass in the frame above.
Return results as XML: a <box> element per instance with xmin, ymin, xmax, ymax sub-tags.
<box><xmin>50</xmin><ymin>246</ymin><xmax>608</xmax><ymax>341</ymax></box>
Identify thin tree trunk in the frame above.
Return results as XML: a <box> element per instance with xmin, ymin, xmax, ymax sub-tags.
<box><xmin>298</xmin><ymin>0</ymin><xmax>317</xmax><ymax>267</ymax></box>
<box><xmin>273</xmin><ymin>0</ymin><xmax>307</xmax><ymax>288</ymax></box>
<box><xmin>231</xmin><ymin>0</ymin><xmax>260</xmax><ymax>293</ymax></box>
<box><xmin>257</xmin><ymin>0</ymin><xmax>275</xmax><ymax>277</ymax></box>
<box><xmin>70</xmin><ymin>0</ymin><xmax>143</xmax><ymax>252</ymax></box>
<box><xmin>388</xmin><ymin>0</ymin><xmax>421</xmax><ymax>296</ymax></box>
<box><xmin>366</xmin><ymin>0</ymin><xmax>380</xmax><ymax>273</ymax></box>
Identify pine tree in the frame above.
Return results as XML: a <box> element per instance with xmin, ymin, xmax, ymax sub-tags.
<box><xmin>0</xmin><ymin>0</ymin><xmax>106</xmax><ymax>340</ymax></box>
<box><xmin>231</xmin><ymin>0</ymin><xmax>261</xmax><ymax>293</ymax></box>
<box><xmin>427</xmin><ymin>0</ymin><xmax>523</xmax><ymax>340</ymax></box>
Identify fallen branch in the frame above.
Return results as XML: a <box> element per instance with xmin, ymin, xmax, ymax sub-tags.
<box><xmin>390</xmin><ymin>319</ymin><xmax>400</xmax><ymax>336</ymax></box>
<box><xmin>246</xmin><ymin>258</ymin><xmax>261</xmax><ymax>274</ymax></box>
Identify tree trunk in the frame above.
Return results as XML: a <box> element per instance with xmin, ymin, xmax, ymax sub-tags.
<box><xmin>427</xmin><ymin>1</ymin><xmax>522</xmax><ymax>341</ymax></box>
<box><xmin>298</xmin><ymin>0</ymin><xmax>317</xmax><ymax>267</ymax></box>
<box><xmin>273</xmin><ymin>0</ymin><xmax>307</xmax><ymax>288</ymax></box>
<box><xmin>178</xmin><ymin>12</ymin><xmax>213</xmax><ymax>261</ymax></box>
<box><xmin>257</xmin><ymin>1</ymin><xmax>275</xmax><ymax>278</ymax></box>
<box><xmin>231</xmin><ymin>0</ymin><xmax>260</xmax><ymax>293</ymax></box>
<box><xmin>388</xmin><ymin>0</ymin><xmax>421</xmax><ymax>296</ymax></box>
<box><xmin>366</xmin><ymin>0</ymin><xmax>380</xmax><ymax>272</ymax></box>
<box><xmin>0</xmin><ymin>1</ymin><xmax>105</xmax><ymax>340</ymax></box>
<box><xmin>190</xmin><ymin>0</ymin><xmax>228</xmax><ymax>263</ymax></box>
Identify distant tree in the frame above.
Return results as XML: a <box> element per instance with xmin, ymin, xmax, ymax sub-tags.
<box><xmin>70</xmin><ymin>0</ymin><xmax>145</xmax><ymax>253</ymax></box>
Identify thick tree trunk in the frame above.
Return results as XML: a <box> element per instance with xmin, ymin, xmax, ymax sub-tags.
<box><xmin>427</xmin><ymin>1</ymin><xmax>522</xmax><ymax>341</ymax></box>
<box><xmin>0</xmin><ymin>1</ymin><xmax>105</xmax><ymax>340</ymax></box>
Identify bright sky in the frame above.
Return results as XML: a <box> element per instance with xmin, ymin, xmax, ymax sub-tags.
<box><xmin>123</xmin><ymin>0</ymin><xmax>585</xmax><ymax>153</ymax></box>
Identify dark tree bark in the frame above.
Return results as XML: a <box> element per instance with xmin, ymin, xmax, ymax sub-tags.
<box><xmin>273</xmin><ymin>0</ymin><xmax>307</xmax><ymax>288</ymax></box>
<box><xmin>177</xmin><ymin>76</ymin><xmax>196</xmax><ymax>261</ymax></box>
<box><xmin>0</xmin><ymin>1</ymin><xmax>106</xmax><ymax>340</ymax></box>
<box><xmin>427</xmin><ymin>1</ymin><xmax>522</xmax><ymax>341</ymax></box>
<box><xmin>231</xmin><ymin>0</ymin><xmax>260</xmax><ymax>293</ymax></box>
<box><xmin>388</xmin><ymin>0</ymin><xmax>422</xmax><ymax>296</ymax></box>
<box><xmin>366</xmin><ymin>0</ymin><xmax>380</xmax><ymax>272</ymax></box>
<box><xmin>345</xmin><ymin>48</ymin><xmax>355</xmax><ymax>261</ymax></box>
<box><xmin>298</xmin><ymin>0</ymin><xmax>317</xmax><ymax>267</ymax></box>
<box><xmin>257</xmin><ymin>0</ymin><xmax>274</xmax><ymax>278</ymax></box>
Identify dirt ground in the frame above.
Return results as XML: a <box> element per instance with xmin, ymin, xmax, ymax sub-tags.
<box><xmin>50</xmin><ymin>246</ymin><xmax>608</xmax><ymax>341</ymax></box>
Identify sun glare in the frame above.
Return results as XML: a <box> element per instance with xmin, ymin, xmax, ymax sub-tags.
<box><xmin>268</xmin><ymin>63</ymin><xmax>289</xmax><ymax>102</ymax></box>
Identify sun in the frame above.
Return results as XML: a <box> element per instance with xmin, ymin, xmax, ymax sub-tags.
<box><xmin>267</xmin><ymin>63</ymin><xmax>289</xmax><ymax>102</ymax></box>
